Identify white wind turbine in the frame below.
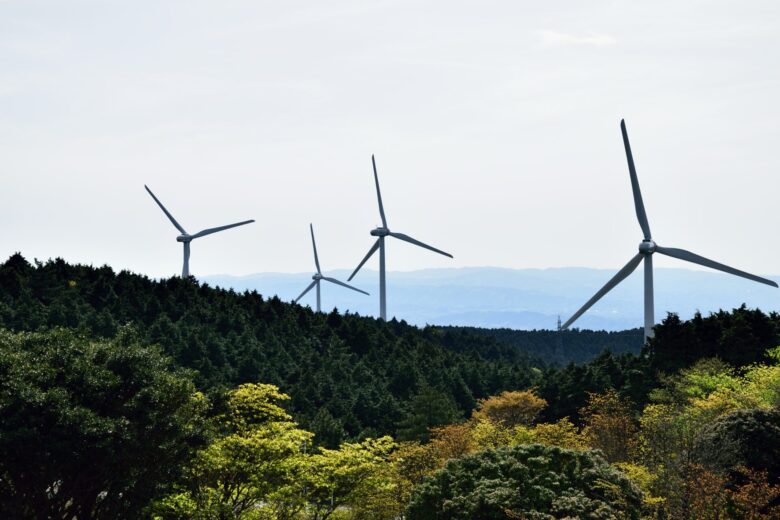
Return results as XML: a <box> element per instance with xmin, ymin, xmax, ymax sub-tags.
<box><xmin>562</xmin><ymin>120</ymin><xmax>777</xmax><ymax>340</ymax></box>
<box><xmin>145</xmin><ymin>185</ymin><xmax>254</xmax><ymax>277</ymax></box>
<box><xmin>295</xmin><ymin>224</ymin><xmax>369</xmax><ymax>312</ymax></box>
<box><xmin>348</xmin><ymin>155</ymin><xmax>453</xmax><ymax>320</ymax></box>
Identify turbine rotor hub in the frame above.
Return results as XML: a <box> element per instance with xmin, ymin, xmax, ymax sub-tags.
<box><xmin>312</xmin><ymin>273</ymin><xmax>322</xmax><ymax>280</ymax></box>
<box><xmin>176</xmin><ymin>234</ymin><xmax>192</xmax><ymax>243</ymax></box>
<box><xmin>370</xmin><ymin>227</ymin><xmax>390</xmax><ymax>237</ymax></box>
<box><xmin>638</xmin><ymin>240</ymin><xmax>656</xmax><ymax>255</ymax></box>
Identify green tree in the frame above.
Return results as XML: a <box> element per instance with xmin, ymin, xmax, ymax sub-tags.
<box><xmin>0</xmin><ymin>327</ymin><xmax>207</xmax><ymax>519</ymax></box>
<box><xmin>153</xmin><ymin>383</ymin><xmax>312</xmax><ymax>520</ymax></box>
<box><xmin>693</xmin><ymin>408</ymin><xmax>780</xmax><ymax>484</ymax></box>
<box><xmin>646</xmin><ymin>306</ymin><xmax>779</xmax><ymax>374</ymax></box>
<box><xmin>302</xmin><ymin>436</ymin><xmax>398</xmax><ymax>520</ymax></box>
<box><xmin>397</xmin><ymin>385</ymin><xmax>462</xmax><ymax>442</ymax></box>
<box><xmin>407</xmin><ymin>444</ymin><xmax>643</xmax><ymax>519</ymax></box>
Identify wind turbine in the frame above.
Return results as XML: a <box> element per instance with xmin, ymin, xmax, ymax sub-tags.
<box><xmin>144</xmin><ymin>185</ymin><xmax>254</xmax><ymax>278</ymax></box>
<box><xmin>295</xmin><ymin>224</ymin><xmax>369</xmax><ymax>312</ymax></box>
<box><xmin>562</xmin><ymin>120</ymin><xmax>777</xmax><ymax>340</ymax></box>
<box><xmin>348</xmin><ymin>155</ymin><xmax>453</xmax><ymax>320</ymax></box>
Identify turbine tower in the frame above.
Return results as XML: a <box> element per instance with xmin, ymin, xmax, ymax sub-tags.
<box><xmin>295</xmin><ymin>224</ymin><xmax>369</xmax><ymax>312</ymax></box>
<box><xmin>562</xmin><ymin>120</ymin><xmax>777</xmax><ymax>340</ymax></box>
<box><xmin>144</xmin><ymin>185</ymin><xmax>254</xmax><ymax>278</ymax></box>
<box><xmin>348</xmin><ymin>155</ymin><xmax>453</xmax><ymax>320</ymax></box>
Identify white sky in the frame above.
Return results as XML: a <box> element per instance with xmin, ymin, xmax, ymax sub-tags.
<box><xmin>1</xmin><ymin>0</ymin><xmax>778</xmax><ymax>279</ymax></box>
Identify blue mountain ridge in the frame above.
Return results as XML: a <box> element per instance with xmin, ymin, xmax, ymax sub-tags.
<box><xmin>201</xmin><ymin>266</ymin><xmax>780</xmax><ymax>331</ymax></box>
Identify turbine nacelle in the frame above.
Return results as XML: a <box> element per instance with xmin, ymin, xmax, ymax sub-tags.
<box><xmin>370</xmin><ymin>227</ymin><xmax>391</xmax><ymax>237</ymax></box>
<box><xmin>176</xmin><ymin>234</ymin><xmax>192</xmax><ymax>243</ymax></box>
<box><xmin>638</xmin><ymin>240</ymin><xmax>656</xmax><ymax>255</ymax></box>
<box><xmin>312</xmin><ymin>273</ymin><xmax>323</xmax><ymax>281</ymax></box>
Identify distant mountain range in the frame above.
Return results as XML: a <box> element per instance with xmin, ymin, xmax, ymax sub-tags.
<box><xmin>201</xmin><ymin>267</ymin><xmax>780</xmax><ymax>331</ymax></box>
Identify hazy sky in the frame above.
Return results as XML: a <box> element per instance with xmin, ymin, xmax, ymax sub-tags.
<box><xmin>2</xmin><ymin>0</ymin><xmax>779</xmax><ymax>279</ymax></box>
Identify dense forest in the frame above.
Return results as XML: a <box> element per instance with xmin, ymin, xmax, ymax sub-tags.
<box><xmin>1</xmin><ymin>254</ymin><xmax>779</xmax><ymax>518</ymax></box>
<box><xmin>446</xmin><ymin>325</ymin><xmax>644</xmax><ymax>365</ymax></box>
<box><xmin>0</xmin><ymin>254</ymin><xmax>541</xmax><ymax>444</ymax></box>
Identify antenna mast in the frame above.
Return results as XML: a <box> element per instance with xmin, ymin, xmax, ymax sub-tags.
<box><xmin>555</xmin><ymin>314</ymin><xmax>563</xmax><ymax>356</ymax></box>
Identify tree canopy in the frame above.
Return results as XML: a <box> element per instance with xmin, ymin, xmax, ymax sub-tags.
<box><xmin>0</xmin><ymin>254</ymin><xmax>539</xmax><ymax>444</ymax></box>
<box><xmin>406</xmin><ymin>444</ymin><xmax>644</xmax><ymax>519</ymax></box>
<box><xmin>0</xmin><ymin>327</ymin><xmax>207</xmax><ymax>519</ymax></box>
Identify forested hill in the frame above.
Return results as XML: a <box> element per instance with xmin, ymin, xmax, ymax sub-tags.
<box><xmin>0</xmin><ymin>254</ymin><xmax>542</xmax><ymax>444</ymax></box>
<box><xmin>447</xmin><ymin>326</ymin><xmax>644</xmax><ymax>365</ymax></box>
<box><xmin>5</xmin><ymin>254</ymin><xmax>776</xmax><ymax>448</ymax></box>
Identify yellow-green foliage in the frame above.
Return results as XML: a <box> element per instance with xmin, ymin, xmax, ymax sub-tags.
<box><xmin>614</xmin><ymin>462</ymin><xmax>665</xmax><ymax>508</ymax></box>
<box><xmin>153</xmin><ymin>383</ymin><xmax>313</xmax><ymax>520</ymax></box>
<box><xmin>304</xmin><ymin>436</ymin><xmax>399</xmax><ymax>519</ymax></box>
<box><xmin>741</xmin><ymin>355</ymin><xmax>780</xmax><ymax>408</ymax></box>
<box><xmin>640</xmin><ymin>350</ymin><xmax>780</xmax><ymax>473</ymax></box>
<box><xmin>635</xmin><ymin>348</ymin><xmax>780</xmax><ymax>518</ymax></box>
<box><xmin>469</xmin><ymin>389</ymin><xmax>584</xmax><ymax>453</ymax></box>
<box><xmin>154</xmin><ymin>385</ymin><xmax>403</xmax><ymax>520</ymax></box>
<box><xmin>471</xmin><ymin>418</ymin><xmax>534</xmax><ymax>450</ymax></box>
<box><xmin>580</xmin><ymin>389</ymin><xmax>638</xmax><ymax>463</ymax></box>
<box><xmin>224</xmin><ymin>383</ymin><xmax>294</xmax><ymax>431</ymax></box>
<box><xmin>532</xmin><ymin>418</ymin><xmax>587</xmax><ymax>450</ymax></box>
<box><xmin>434</xmin><ymin>391</ymin><xmax>588</xmax><ymax>455</ymax></box>
<box><xmin>638</xmin><ymin>403</ymin><xmax>695</xmax><ymax>470</ymax></box>
<box><xmin>650</xmin><ymin>353</ymin><xmax>780</xmax><ymax>417</ymax></box>
<box><xmin>699</xmin><ymin>347</ymin><xmax>780</xmax><ymax>411</ymax></box>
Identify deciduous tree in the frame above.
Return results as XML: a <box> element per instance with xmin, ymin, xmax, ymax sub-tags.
<box><xmin>580</xmin><ymin>389</ymin><xmax>638</xmax><ymax>462</ymax></box>
<box><xmin>153</xmin><ymin>383</ymin><xmax>312</xmax><ymax>520</ymax></box>
<box><xmin>471</xmin><ymin>389</ymin><xmax>547</xmax><ymax>428</ymax></box>
<box><xmin>302</xmin><ymin>436</ymin><xmax>398</xmax><ymax>520</ymax></box>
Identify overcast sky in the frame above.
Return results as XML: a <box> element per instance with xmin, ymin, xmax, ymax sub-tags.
<box><xmin>1</xmin><ymin>0</ymin><xmax>778</xmax><ymax>279</ymax></box>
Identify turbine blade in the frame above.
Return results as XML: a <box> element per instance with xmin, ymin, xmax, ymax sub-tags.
<box><xmin>190</xmin><ymin>220</ymin><xmax>255</xmax><ymax>239</ymax></box>
<box><xmin>562</xmin><ymin>253</ymin><xmax>643</xmax><ymax>330</ymax></box>
<box><xmin>373</xmin><ymin>155</ymin><xmax>388</xmax><ymax>228</ymax></box>
<box><xmin>348</xmin><ymin>238</ymin><xmax>381</xmax><ymax>281</ymax></box>
<box><xmin>621</xmin><ymin>120</ymin><xmax>652</xmax><ymax>240</ymax></box>
<box><xmin>294</xmin><ymin>280</ymin><xmax>317</xmax><ymax>303</ymax></box>
<box><xmin>145</xmin><ymin>185</ymin><xmax>187</xmax><ymax>234</ymax></box>
<box><xmin>655</xmin><ymin>245</ymin><xmax>778</xmax><ymax>288</ymax></box>
<box><xmin>389</xmin><ymin>232</ymin><xmax>453</xmax><ymax>258</ymax></box>
<box><xmin>310</xmin><ymin>223</ymin><xmax>321</xmax><ymax>274</ymax></box>
<box><xmin>322</xmin><ymin>276</ymin><xmax>370</xmax><ymax>296</ymax></box>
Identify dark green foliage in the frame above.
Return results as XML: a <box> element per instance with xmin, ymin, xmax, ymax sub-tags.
<box><xmin>537</xmin><ymin>351</ymin><xmax>654</xmax><ymax>423</ymax></box>
<box><xmin>538</xmin><ymin>308</ymin><xmax>780</xmax><ymax>423</ymax></box>
<box><xmin>0</xmin><ymin>255</ymin><xmax>539</xmax><ymax>444</ymax></box>
<box><xmin>448</xmin><ymin>325</ymin><xmax>644</xmax><ymax>365</ymax></box>
<box><xmin>693</xmin><ymin>408</ymin><xmax>780</xmax><ymax>483</ymax></box>
<box><xmin>0</xmin><ymin>327</ymin><xmax>207</xmax><ymax>519</ymax></box>
<box><xmin>396</xmin><ymin>385</ymin><xmax>463</xmax><ymax>442</ymax></box>
<box><xmin>406</xmin><ymin>444</ymin><xmax>644</xmax><ymax>519</ymax></box>
<box><xmin>647</xmin><ymin>306</ymin><xmax>780</xmax><ymax>374</ymax></box>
